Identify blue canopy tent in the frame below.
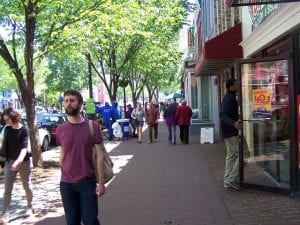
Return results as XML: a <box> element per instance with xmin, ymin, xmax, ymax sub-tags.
<box><xmin>165</xmin><ymin>92</ymin><xmax>182</xmax><ymax>100</ymax></box>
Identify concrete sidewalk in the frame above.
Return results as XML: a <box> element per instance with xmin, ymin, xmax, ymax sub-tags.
<box><xmin>1</xmin><ymin>122</ymin><xmax>300</xmax><ymax>225</ymax></box>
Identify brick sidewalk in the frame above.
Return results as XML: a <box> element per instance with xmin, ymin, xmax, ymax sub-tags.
<box><xmin>1</xmin><ymin>122</ymin><xmax>300</xmax><ymax>225</ymax></box>
<box><xmin>202</xmin><ymin>141</ymin><xmax>300</xmax><ymax>225</ymax></box>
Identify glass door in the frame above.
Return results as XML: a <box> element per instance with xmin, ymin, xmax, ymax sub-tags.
<box><xmin>240</xmin><ymin>58</ymin><xmax>291</xmax><ymax>190</ymax></box>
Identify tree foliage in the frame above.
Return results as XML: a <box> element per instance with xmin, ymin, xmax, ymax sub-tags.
<box><xmin>80</xmin><ymin>0</ymin><xmax>187</xmax><ymax>104</ymax></box>
<box><xmin>0</xmin><ymin>0</ymin><xmax>107</xmax><ymax>166</ymax></box>
<box><xmin>45</xmin><ymin>51</ymin><xmax>89</xmax><ymax>103</ymax></box>
<box><xmin>0</xmin><ymin>0</ymin><xmax>191</xmax><ymax>166</ymax></box>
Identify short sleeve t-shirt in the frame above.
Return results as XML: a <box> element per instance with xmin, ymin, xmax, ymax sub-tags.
<box><xmin>5</xmin><ymin>126</ymin><xmax>29</xmax><ymax>161</ymax></box>
<box><xmin>56</xmin><ymin>120</ymin><xmax>103</xmax><ymax>183</ymax></box>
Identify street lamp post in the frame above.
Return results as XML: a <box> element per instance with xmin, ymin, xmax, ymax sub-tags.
<box><xmin>87</xmin><ymin>53</ymin><xmax>93</xmax><ymax>98</ymax></box>
<box><xmin>119</xmin><ymin>79</ymin><xmax>129</xmax><ymax>118</ymax></box>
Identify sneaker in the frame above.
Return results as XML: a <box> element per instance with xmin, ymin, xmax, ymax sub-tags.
<box><xmin>224</xmin><ymin>182</ymin><xmax>242</xmax><ymax>190</ymax></box>
<box><xmin>148</xmin><ymin>140</ymin><xmax>152</xmax><ymax>143</ymax></box>
<box><xmin>23</xmin><ymin>208</ymin><xmax>34</xmax><ymax>218</ymax></box>
<box><xmin>155</xmin><ymin>139</ymin><xmax>158</xmax><ymax>142</ymax></box>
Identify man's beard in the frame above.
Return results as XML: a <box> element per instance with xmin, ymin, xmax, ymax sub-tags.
<box><xmin>66</xmin><ymin>106</ymin><xmax>81</xmax><ymax>116</ymax></box>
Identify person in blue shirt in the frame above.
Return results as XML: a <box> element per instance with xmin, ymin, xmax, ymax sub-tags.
<box><xmin>111</xmin><ymin>102</ymin><xmax>122</xmax><ymax>121</ymax></box>
<box><xmin>219</xmin><ymin>79</ymin><xmax>242</xmax><ymax>190</ymax></box>
<box><xmin>96</xmin><ymin>102</ymin><xmax>114</xmax><ymax>140</ymax></box>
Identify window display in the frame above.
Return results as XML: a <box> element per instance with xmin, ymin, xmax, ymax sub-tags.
<box><xmin>241</xmin><ymin>59</ymin><xmax>290</xmax><ymax>189</ymax></box>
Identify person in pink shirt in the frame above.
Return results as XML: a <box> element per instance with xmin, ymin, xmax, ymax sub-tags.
<box><xmin>163</xmin><ymin>100</ymin><xmax>178</xmax><ymax>145</ymax></box>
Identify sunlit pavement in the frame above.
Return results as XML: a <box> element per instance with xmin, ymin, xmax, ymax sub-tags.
<box><xmin>0</xmin><ymin>137</ymin><xmax>125</xmax><ymax>225</ymax></box>
<box><xmin>2</xmin><ymin>122</ymin><xmax>300</xmax><ymax>224</ymax></box>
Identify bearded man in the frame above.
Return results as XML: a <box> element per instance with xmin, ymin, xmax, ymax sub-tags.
<box><xmin>56</xmin><ymin>90</ymin><xmax>106</xmax><ymax>225</ymax></box>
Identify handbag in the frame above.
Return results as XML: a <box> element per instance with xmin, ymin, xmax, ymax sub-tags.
<box><xmin>0</xmin><ymin>125</ymin><xmax>8</xmax><ymax>161</ymax></box>
<box><xmin>88</xmin><ymin>120</ymin><xmax>114</xmax><ymax>184</ymax></box>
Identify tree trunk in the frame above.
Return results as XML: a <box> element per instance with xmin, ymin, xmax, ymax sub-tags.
<box><xmin>22</xmin><ymin>88</ymin><xmax>43</xmax><ymax>167</ymax></box>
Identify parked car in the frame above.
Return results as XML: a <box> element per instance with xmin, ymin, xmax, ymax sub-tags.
<box><xmin>36</xmin><ymin>113</ymin><xmax>68</xmax><ymax>144</ymax></box>
<box><xmin>35</xmin><ymin>106</ymin><xmax>47</xmax><ymax>114</ymax></box>
<box><xmin>21</xmin><ymin>118</ymin><xmax>51</xmax><ymax>152</ymax></box>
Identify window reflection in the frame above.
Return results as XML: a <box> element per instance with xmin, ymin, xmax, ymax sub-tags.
<box><xmin>241</xmin><ymin>59</ymin><xmax>290</xmax><ymax>189</ymax></box>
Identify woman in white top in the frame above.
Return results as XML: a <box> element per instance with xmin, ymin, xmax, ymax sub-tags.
<box><xmin>131</xmin><ymin>102</ymin><xmax>145</xmax><ymax>143</ymax></box>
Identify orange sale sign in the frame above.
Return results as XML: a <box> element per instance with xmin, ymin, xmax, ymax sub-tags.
<box><xmin>253</xmin><ymin>89</ymin><xmax>272</xmax><ymax>112</ymax></box>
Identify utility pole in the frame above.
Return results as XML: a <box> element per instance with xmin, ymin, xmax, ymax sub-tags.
<box><xmin>87</xmin><ymin>53</ymin><xmax>93</xmax><ymax>98</ymax></box>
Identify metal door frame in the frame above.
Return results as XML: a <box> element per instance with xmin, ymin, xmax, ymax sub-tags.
<box><xmin>235</xmin><ymin>54</ymin><xmax>294</xmax><ymax>195</ymax></box>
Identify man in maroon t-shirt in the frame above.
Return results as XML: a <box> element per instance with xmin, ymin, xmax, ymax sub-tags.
<box><xmin>56</xmin><ymin>90</ymin><xmax>105</xmax><ymax>225</ymax></box>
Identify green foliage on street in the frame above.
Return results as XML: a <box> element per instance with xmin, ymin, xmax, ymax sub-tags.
<box><xmin>0</xmin><ymin>0</ymin><xmax>193</xmax><ymax>166</ymax></box>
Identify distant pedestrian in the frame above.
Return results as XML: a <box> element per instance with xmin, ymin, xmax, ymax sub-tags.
<box><xmin>175</xmin><ymin>99</ymin><xmax>192</xmax><ymax>144</ymax></box>
<box><xmin>125</xmin><ymin>104</ymin><xmax>136</xmax><ymax>137</ymax></box>
<box><xmin>163</xmin><ymin>100</ymin><xmax>178</xmax><ymax>145</ymax></box>
<box><xmin>219</xmin><ymin>79</ymin><xmax>242</xmax><ymax>190</ymax></box>
<box><xmin>131</xmin><ymin>102</ymin><xmax>146</xmax><ymax>143</ymax></box>
<box><xmin>56</xmin><ymin>90</ymin><xmax>106</xmax><ymax>225</ymax></box>
<box><xmin>146</xmin><ymin>102</ymin><xmax>160</xmax><ymax>143</ymax></box>
<box><xmin>96</xmin><ymin>102</ymin><xmax>113</xmax><ymax>140</ymax></box>
<box><xmin>0</xmin><ymin>108</ymin><xmax>33</xmax><ymax>224</ymax></box>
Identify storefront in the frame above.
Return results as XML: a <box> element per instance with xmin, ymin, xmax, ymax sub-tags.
<box><xmin>230</xmin><ymin>1</ymin><xmax>300</xmax><ymax>195</ymax></box>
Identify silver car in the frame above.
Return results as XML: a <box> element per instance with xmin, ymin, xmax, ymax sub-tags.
<box><xmin>21</xmin><ymin>118</ymin><xmax>51</xmax><ymax>152</ymax></box>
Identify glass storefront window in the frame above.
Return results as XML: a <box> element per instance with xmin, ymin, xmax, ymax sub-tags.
<box><xmin>241</xmin><ymin>59</ymin><xmax>290</xmax><ymax>189</ymax></box>
<box><xmin>191</xmin><ymin>75</ymin><xmax>199</xmax><ymax>119</ymax></box>
<box><xmin>201</xmin><ymin>76</ymin><xmax>211</xmax><ymax>121</ymax></box>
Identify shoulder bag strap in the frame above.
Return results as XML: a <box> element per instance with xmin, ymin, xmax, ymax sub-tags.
<box><xmin>88</xmin><ymin>120</ymin><xmax>94</xmax><ymax>142</ymax></box>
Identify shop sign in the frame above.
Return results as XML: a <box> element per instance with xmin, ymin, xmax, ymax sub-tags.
<box><xmin>249</xmin><ymin>3</ymin><xmax>281</xmax><ymax>30</ymax></box>
<box><xmin>253</xmin><ymin>88</ymin><xmax>272</xmax><ymax>118</ymax></box>
<box><xmin>226</xmin><ymin>0</ymin><xmax>298</xmax><ymax>7</ymax></box>
<box><xmin>188</xmin><ymin>26</ymin><xmax>196</xmax><ymax>54</ymax></box>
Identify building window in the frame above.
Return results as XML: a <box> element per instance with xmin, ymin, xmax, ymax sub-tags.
<box><xmin>191</xmin><ymin>75</ymin><xmax>199</xmax><ymax>119</ymax></box>
<box><xmin>201</xmin><ymin>76</ymin><xmax>211</xmax><ymax>121</ymax></box>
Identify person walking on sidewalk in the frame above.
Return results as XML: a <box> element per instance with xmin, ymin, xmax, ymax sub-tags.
<box><xmin>163</xmin><ymin>100</ymin><xmax>178</xmax><ymax>145</ymax></box>
<box><xmin>0</xmin><ymin>108</ymin><xmax>33</xmax><ymax>224</ymax></box>
<box><xmin>175</xmin><ymin>99</ymin><xmax>192</xmax><ymax>144</ymax></box>
<box><xmin>219</xmin><ymin>79</ymin><xmax>242</xmax><ymax>190</ymax></box>
<box><xmin>125</xmin><ymin>104</ymin><xmax>136</xmax><ymax>137</ymax></box>
<box><xmin>131</xmin><ymin>102</ymin><xmax>145</xmax><ymax>143</ymax></box>
<box><xmin>146</xmin><ymin>102</ymin><xmax>160</xmax><ymax>143</ymax></box>
<box><xmin>56</xmin><ymin>90</ymin><xmax>106</xmax><ymax>225</ymax></box>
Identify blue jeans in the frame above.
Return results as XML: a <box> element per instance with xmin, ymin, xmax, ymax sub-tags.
<box><xmin>60</xmin><ymin>178</ymin><xmax>100</xmax><ymax>225</ymax></box>
<box><xmin>167</xmin><ymin>125</ymin><xmax>176</xmax><ymax>144</ymax></box>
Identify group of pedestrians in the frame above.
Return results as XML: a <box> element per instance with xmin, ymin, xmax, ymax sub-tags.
<box><xmin>125</xmin><ymin>99</ymin><xmax>193</xmax><ymax>145</ymax></box>
<box><xmin>164</xmin><ymin>99</ymin><xmax>193</xmax><ymax>145</ymax></box>
<box><xmin>0</xmin><ymin>78</ymin><xmax>242</xmax><ymax>225</ymax></box>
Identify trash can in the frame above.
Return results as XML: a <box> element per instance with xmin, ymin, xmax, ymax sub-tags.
<box><xmin>116</xmin><ymin>119</ymin><xmax>130</xmax><ymax>139</ymax></box>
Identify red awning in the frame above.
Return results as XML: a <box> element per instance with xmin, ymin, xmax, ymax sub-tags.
<box><xmin>226</xmin><ymin>0</ymin><xmax>298</xmax><ymax>7</ymax></box>
<box><xmin>195</xmin><ymin>23</ymin><xmax>243</xmax><ymax>76</ymax></box>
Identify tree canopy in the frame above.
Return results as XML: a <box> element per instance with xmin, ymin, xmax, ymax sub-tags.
<box><xmin>0</xmin><ymin>0</ymin><xmax>192</xmax><ymax>166</ymax></box>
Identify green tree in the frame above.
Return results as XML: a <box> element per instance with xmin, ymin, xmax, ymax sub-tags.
<box><xmin>0</xmin><ymin>58</ymin><xmax>18</xmax><ymax>93</ymax></box>
<box><xmin>0</xmin><ymin>0</ymin><xmax>106</xmax><ymax>166</ymax></box>
<box><xmin>82</xmin><ymin>0</ymin><xmax>187</xmax><ymax>104</ymax></box>
<box><xmin>45</xmin><ymin>52</ymin><xmax>89</xmax><ymax>104</ymax></box>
